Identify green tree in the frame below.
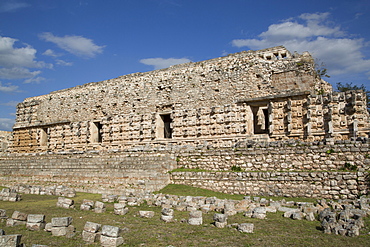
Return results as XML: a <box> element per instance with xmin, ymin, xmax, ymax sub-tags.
<box><xmin>336</xmin><ymin>82</ymin><xmax>370</xmax><ymax>111</ymax></box>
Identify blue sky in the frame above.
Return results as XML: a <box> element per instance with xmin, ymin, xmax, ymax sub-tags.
<box><xmin>0</xmin><ymin>0</ymin><xmax>370</xmax><ymax>131</ymax></box>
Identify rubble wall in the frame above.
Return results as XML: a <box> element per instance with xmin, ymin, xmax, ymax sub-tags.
<box><xmin>0</xmin><ymin>152</ymin><xmax>176</xmax><ymax>195</ymax></box>
<box><xmin>176</xmin><ymin>143</ymin><xmax>370</xmax><ymax>171</ymax></box>
<box><xmin>0</xmin><ymin>131</ymin><xmax>11</xmax><ymax>153</ymax></box>
<box><xmin>170</xmin><ymin>171</ymin><xmax>367</xmax><ymax>200</ymax></box>
<box><xmin>0</xmin><ymin>142</ymin><xmax>368</xmax><ymax>198</ymax></box>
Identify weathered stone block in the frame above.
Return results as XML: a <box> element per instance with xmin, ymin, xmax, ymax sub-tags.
<box><xmin>161</xmin><ymin>215</ymin><xmax>173</xmax><ymax>223</ymax></box>
<box><xmin>6</xmin><ymin>218</ymin><xmax>26</xmax><ymax>227</ymax></box>
<box><xmin>26</xmin><ymin>222</ymin><xmax>46</xmax><ymax>231</ymax></box>
<box><xmin>80</xmin><ymin>204</ymin><xmax>92</xmax><ymax>211</ymax></box>
<box><xmin>82</xmin><ymin>199</ymin><xmax>94</xmax><ymax>207</ymax></box>
<box><xmin>51</xmin><ymin>225</ymin><xmax>75</xmax><ymax>238</ymax></box>
<box><xmin>51</xmin><ymin>217</ymin><xmax>72</xmax><ymax>227</ymax></box>
<box><xmin>138</xmin><ymin>211</ymin><xmax>155</xmax><ymax>218</ymax></box>
<box><xmin>100</xmin><ymin>235</ymin><xmax>124</xmax><ymax>247</ymax></box>
<box><xmin>0</xmin><ymin>234</ymin><xmax>22</xmax><ymax>247</ymax></box>
<box><xmin>44</xmin><ymin>223</ymin><xmax>53</xmax><ymax>232</ymax></box>
<box><xmin>213</xmin><ymin>213</ymin><xmax>227</xmax><ymax>223</ymax></box>
<box><xmin>82</xmin><ymin>230</ymin><xmax>101</xmax><ymax>243</ymax></box>
<box><xmin>84</xmin><ymin>221</ymin><xmax>101</xmax><ymax>233</ymax></box>
<box><xmin>0</xmin><ymin>209</ymin><xmax>6</xmax><ymax>217</ymax></box>
<box><xmin>161</xmin><ymin>208</ymin><xmax>174</xmax><ymax>216</ymax></box>
<box><xmin>11</xmin><ymin>211</ymin><xmax>27</xmax><ymax>221</ymax></box>
<box><xmin>215</xmin><ymin>221</ymin><xmax>228</xmax><ymax>228</ymax></box>
<box><xmin>188</xmin><ymin>210</ymin><xmax>203</xmax><ymax>225</ymax></box>
<box><xmin>95</xmin><ymin>201</ymin><xmax>105</xmax><ymax>209</ymax></box>
<box><xmin>94</xmin><ymin>208</ymin><xmax>106</xmax><ymax>213</ymax></box>
<box><xmin>102</xmin><ymin>225</ymin><xmax>120</xmax><ymax>238</ymax></box>
<box><xmin>114</xmin><ymin>207</ymin><xmax>129</xmax><ymax>216</ymax></box>
<box><xmin>27</xmin><ymin>214</ymin><xmax>45</xmax><ymax>223</ymax></box>
<box><xmin>237</xmin><ymin>223</ymin><xmax>254</xmax><ymax>233</ymax></box>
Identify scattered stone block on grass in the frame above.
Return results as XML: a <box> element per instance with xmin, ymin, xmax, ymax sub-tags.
<box><xmin>94</xmin><ymin>201</ymin><xmax>106</xmax><ymax>213</ymax></box>
<box><xmin>82</xmin><ymin>221</ymin><xmax>101</xmax><ymax>243</ymax></box>
<box><xmin>50</xmin><ymin>217</ymin><xmax>75</xmax><ymax>238</ymax></box>
<box><xmin>80</xmin><ymin>199</ymin><xmax>94</xmax><ymax>211</ymax></box>
<box><xmin>161</xmin><ymin>208</ymin><xmax>174</xmax><ymax>223</ymax></box>
<box><xmin>27</xmin><ymin>214</ymin><xmax>46</xmax><ymax>231</ymax></box>
<box><xmin>11</xmin><ymin>211</ymin><xmax>27</xmax><ymax>221</ymax></box>
<box><xmin>213</xmin><ymin>213</ymin><xmax>228</xmax><ymax>228</ymax></box>
<box><xmin>0</xmin><ymin>209</ymin><xmax>6</xmax><ymax>218</ymax></box>
<box><xmin>100</xmin><ymin>225</ymin><xmax>124</xmax><ymax>247</ymax></box>
<box><xmin>188</xmin><ymin>210</ymin><xmax>202</xmax><ymax>226</ymax></box>
<box><xmin>237</xmin><ymin>223</ymin><xmax>254</xmax><ymax>233</ymax></box>
<box><xmin>114</xmin><ymin>203</ymin><xmax>128</xmax><ymax>215</ymax></box>
<box><xmin>0</xmin><ymin>234</ymin><xmax>22</xmax><ymax>247</ymax></box>
<box><xmin>102</xmin><ymin>194</ymin><xmax>118</xmax><ymax>203</ymax></box>
<box><xmin>56</xmin><ymin>197</ymin><xmax>74</xmax><ymax>209</ymax></box>
<box><xmin>139</xmin><ymin>211</ymin><xmax>155</xmax><ymax>218</ymax></box>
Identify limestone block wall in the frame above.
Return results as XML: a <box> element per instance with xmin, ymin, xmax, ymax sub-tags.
<box><xmin>0</xmin><ymin>131</ymin><xmax>11</xmax><ymax>153</ymax></box>
<box><xmin>10</xmin><ymin>90</ymin><xmax>369</xmax><ymax>154</ymax></box>
<box><xmin>171</xmin><ymin>141</ymin><xmax>369</xmax><ymax>199</ymax></box>
<box><xmin>170</xmin><ymin>171</ymin><xmax>367</xmax><ymax>200</ymax></box>
<box><xmin>0</xmin><ymin>152</ymin><xmax>176</xmax><ymax>195</ymax></box>
<box><xmin>11</xmin><ymin>46</ymin><xmax>337</xmax><ymax>153</ymax></box>
<box><xmin>176</xmin><ymin>143</ymin><xmax>370</xmax><ymax>171</ymax></box>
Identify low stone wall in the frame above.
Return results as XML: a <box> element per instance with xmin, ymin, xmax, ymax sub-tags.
<box><xmin>176</xmin><ymin>142</ymin><xmax>370</xmax><ymax>171</ymax></box>
<box><xmin>0</xmin><ymin>152</ymin><xmax>176</xmax><ymax>195</ymax></box>
<box><xmin>0</xmin><ymin>142</ymin><xmax>369</xmax><ymax>198</ymax></box>
<box><xmin>171</xmin><ymin>171</ymin><xmax>369</xmax><ymax>199</ymax></box>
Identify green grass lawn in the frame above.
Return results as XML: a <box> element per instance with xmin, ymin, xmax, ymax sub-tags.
<box><xmin>0</xmin><ymin>185</ymin><xmax>368</xmax><ymax>246</ymax></box>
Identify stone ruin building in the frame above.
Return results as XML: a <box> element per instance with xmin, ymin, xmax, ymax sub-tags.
<box><xmin>0</xmin><ymin>131</ymin><xmax>11</xmax><ymax>153</ymax></box>
<box><xmin>8</xmin><ymin>46</ymin><xmax>370</xmax><ymax>153</ymax></box>
<box><xmin>0</xmin><ymin>46</ymin><xmax>369</xmax><ymax>199</ymax></box>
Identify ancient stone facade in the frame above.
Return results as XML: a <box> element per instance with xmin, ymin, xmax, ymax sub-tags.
<box><xmin>9</xmin><ymin>46</ymin><xmax>369</xmax><ymax>153</ymax></box>
<box><xmin>0</xmin><ymin>131</ymin><xmax>11</xmax><ymax>153</ymax></box>
<box><xmin>1</xmin><ymin>46</ymin><xmax>369</xmax><ymax>199</ymax></box>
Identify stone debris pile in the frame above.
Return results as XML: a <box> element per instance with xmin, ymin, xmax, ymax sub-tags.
<box><xmin>102</xmin><ymin>192</ymin><xmax>370</xmax><ymax>237</ymax></box>
<box><xmin>11</xmin><ymin>184</ymin><xmax>75</xmax><ymax>197</ymax></box>
<box><xmin>0</xmin><ymin>188</ymin><xmax>21</xmax><ymax>202</ymax></box>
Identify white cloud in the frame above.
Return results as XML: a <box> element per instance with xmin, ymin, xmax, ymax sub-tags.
<box><xmin>0</xmin><ymin>36</ymin><xmax>39</xmax><ymax>68</ymax></box>
<box><xmin>1</xmin><ymin>100</ymin><xmax>19</xmax><ymax>107</ymax></box>
<box><xmin>39</xmin><ymin>32</ymin><xmax>105</xmax><ymax>58</ymax></box>
<box><xmin>0</xmin><ymin>118</ymin><xmax>15</xmax><ymax>131</ymax></box>
<box><xmin>0</xmin><ymin>67</ymin><xmax>41</xmax><ymax>79</ymax></box>
<box><xmin>43</xmin><ymin>49</ymin><xmax>61</xmax><ymax>57</ymax></box>
<box><xmin>0</xmin><ymin>36</ymin><xmax>51</xmax><ymax>84</ymax></box>
<box><xmin>231</xmin><ymin>12</ymin><xmax>370</xmax><ymax>77</ymax></box>
<box><xmin>56</xmin><ymin>59</ymin><xmax>73</xmax><ymax>66</ymax></box>
<box><xmin>0</xmin><ymin>82</ymin><xmax>20</xmax><ymax>93</ymax></box>
<box><xmin>24</xmin><ymin>76</ymin><xmax>45</xmax><ymax>84</ymax></box>
<box><xmin>0</xmin><ymin>0</ymin><xmax>29</xmax><ymax>13</ymax></box>
<box><xmin>140</xmin><ymin>57</ymin><xmax>192</xmax><ymax>70</ymax></box>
